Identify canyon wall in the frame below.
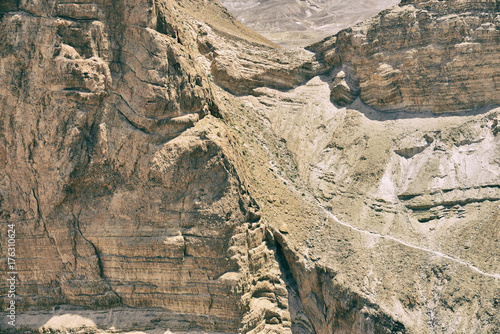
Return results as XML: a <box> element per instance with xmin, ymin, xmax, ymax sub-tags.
<box><xmin>0</xmin><ymin>0</ymin><xmax>303</xmax><ymax>332</ymax></box>
<box><xmin>311</xmin><ymin>0</ymin><xmax>500</xmax><ymax>112</ymax></box>
<box><xmin>0</xmin><ymin>0</ymin><xmax>499</xmax><ymax>333</ymax></box>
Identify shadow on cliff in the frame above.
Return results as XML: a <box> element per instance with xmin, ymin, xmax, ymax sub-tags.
<box><xmin>339</xmin><ymin>96</ymin><xmax>499</xmax><ymax>122</ymax></box>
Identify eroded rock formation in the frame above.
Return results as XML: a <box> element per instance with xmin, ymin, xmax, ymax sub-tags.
<box><xmin>0</xmin><ymin>0</ymin><xmax>499</xmax><ymax>333</ymax></box>
<box><xmin>311</xmin><ymin>0</ymin><xmax>500</xmax><ymax>112</ymax></box>
<box><xmin>0</xmin><ymin>0</ymin><xmax>304</xmax><ymax>332</ymax></box>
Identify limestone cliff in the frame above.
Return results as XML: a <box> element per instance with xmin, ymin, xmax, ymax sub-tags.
<box><xmin>0</xmin><ymin>0</ymin><xmax>499</xmax><ymax>333</ymax></box>
<box><xmin>0</xmin><ymin>0</ymin><xmax>301</xmax><ymax>332</ymax></box>
<box><xmin>310</xmin><ymin>0</ymin><xmax>500</xmax><ymax>113</ymax></box>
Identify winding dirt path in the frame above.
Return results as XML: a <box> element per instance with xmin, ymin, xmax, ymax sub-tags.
<box><xmin>263</xmin><ymin>143</ymin><xmax>500</xmax><ymax>280</ymax></box>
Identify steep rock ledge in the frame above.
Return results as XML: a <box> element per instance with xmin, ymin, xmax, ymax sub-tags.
<box><xmin>0</xmin><ymin>0</ymin><xmax>304</xmax><ymax>332</ymax></box>
<box><xmin>196</xmin><ymin>25</ymin><xmax>325</xmax><ymax>95</ymax></box>
<box><xmin>310</xmin><ymin>0</ymin><xmax>500</xmax><ymax>113</ymax></box>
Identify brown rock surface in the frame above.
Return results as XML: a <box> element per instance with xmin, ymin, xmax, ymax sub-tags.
<box><xmin>311</xmin><ymin>0</ymin><xmax>500</xmax><ymax>112</ymax></box>
<box><xmin>0</xmin><ymin>0</ymin><xmax>304</xmax><ymax>332</ymax></box>
<box><xmin>0</xmin><ymin>0</ymin><xmax>499</xmax><ymax>333</ymax></box>
<box><xmin>196</xmin><ymin>23</ymin><xmax>324</xmax><ymax>95</ymax></box>
<box><xmin>330</xmin><ymin>69</ymin><xmax>360</xmax><ymax>106</ymax></box>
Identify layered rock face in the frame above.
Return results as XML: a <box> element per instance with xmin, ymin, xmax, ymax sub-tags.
<box><xmin>311</xmin><ymin>0</ymin><xmax>500</xmax><ymax>112</ymax></box>
<box><xmin>1</xmin><ymin>0</ymin><xmax>499</xmax><ymax>333</ymax></box>
<box><xmin>0</xmin><ymin>0</ymin><xmax>304</xmax><ymax>332</ymax></box>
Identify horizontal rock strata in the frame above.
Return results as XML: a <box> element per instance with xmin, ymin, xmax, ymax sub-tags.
<box><xmin>310</xmin><ymin>0</ymin><xmax>500</xmax><ymax>113</ymax></box>
<box><xmin>1</xmin><ymin>0</ymin><xmax>499</xmax><ymax>333</ymax></box>
<box><xmin>0</xmin><ymin>0</ymin><xmax>303</xmax><ymax>332</ymax></box>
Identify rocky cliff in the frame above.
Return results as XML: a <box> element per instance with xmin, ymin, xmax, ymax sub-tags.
<box><xmin>1</xmin><ymin>0</ymin><xmax>499</xmax><ymax>333</ymax></box>
<box><xmin>0</xmin><ymin>0</ymin><xmax>303</xmax><ymax>332</ymax></box>
<box><xmin>310</xmin><ymin>0</ymin><xmax>500</xmax><ymax>112</ymax></box>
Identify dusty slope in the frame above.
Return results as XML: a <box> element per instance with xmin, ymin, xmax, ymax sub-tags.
<box><xmin>219</xmin><ymin>0</ymin><xmax>400</xmax><ymax>46</ymax></box>
<box><xmin>232</xmin><ymin>75</ymin><xmax>500</xmax><ymax>333</ymax></box>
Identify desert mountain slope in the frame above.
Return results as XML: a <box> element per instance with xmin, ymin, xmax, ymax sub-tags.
<box><xmin>220</xmin><ymin>0</ymin><xmax>400</xmax><ymax>46</ymax></box>
<box><xmin>234</xmin><ymin>76</ymin><xmax>500</xmax><ymax>334</ymax></box>
<box><xmin>0</xmin><ymin>0</ymin><xmax>499</xmax><ymax>333</ymax></box>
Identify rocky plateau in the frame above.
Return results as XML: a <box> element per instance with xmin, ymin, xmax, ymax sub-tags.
<box><xmin>0</xmin><ymin>0</ymin><xmax>499</xmax><ymax>334</ymax></box>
